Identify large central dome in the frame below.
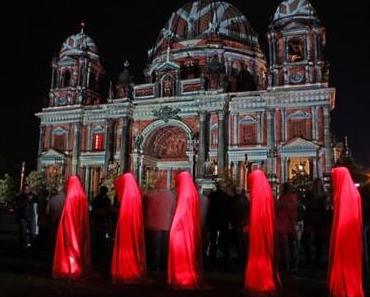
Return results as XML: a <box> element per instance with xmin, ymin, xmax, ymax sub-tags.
<box><xmin>151</xmin><ymin>0</ymin><xmax>260</xmax><ymax>57</ymax></box>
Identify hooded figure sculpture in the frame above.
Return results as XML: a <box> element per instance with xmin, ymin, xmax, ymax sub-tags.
<box><xmin>52</xmin><ymin>176</ymin><xmax>91</xmax><ymax>279</ymax></box>
<box><xmin>111</xmin><ymin>173</ymin><xmax>146</xmax><ymax>283</ymax></box>
<box><xmin>329</xmin><ymin>167</ymin><xmax>364</xmax><ymax>297</ymax></box>
<box><xmin>244</xmin><ymin>170</ymin><xmax>280</xmax><ymax>293</ymax></box>
<box><xmin>168</xmin><ymin>171</ymin><xmax>201</xmax><ymax>289</ymax></box>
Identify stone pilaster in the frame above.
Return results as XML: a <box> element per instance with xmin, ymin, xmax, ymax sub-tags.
<box><xmin>71</xmin><ymin>123</ymin><xmax>81</xmax><ymax>175</ymax></box>
<box><xmin>120</xmin><ymin>118</ymin><xmax>130</xmax><ymax>173</ymax></box>
<box><xmin>37</xmin><ymin>126</ymin><xmax>44</xmax><ymax>171</ymax></box>
<box><xmin>84</xmin><ymin>166</ymin><xmax>90</xmax><ymax>199</ymax></box>
<box><xmin>323</xmin><ymin>106</ymin><xmax>332</xmax><ymax>172</ymax></box>
<box><xmin>257</xmin><ymin>112</ymin><xmax>262</xmax><ymax>144</ymax></box>
<box><xmin>311</xmin><ymin>106</ymin><xmax>319</xmax><ymax>141</ymax></box>
<box><xmin>281</xmin><ymin>108</ymin><xmax>287</xmax><ymax>142</ymax></box>
<box><xmin>104</xmin><ymin>119</ymin><xmax>113</xmax><ymax>173</ymax></box>
<box><xmin>217</xmin><ymin>111</ymin><xmax>225</xmax><ymax>172</ymax></box>
<box><xmin>198</xmin><ymin>111</ymin><xmax>208</xmax><ymax>177</ymax></box>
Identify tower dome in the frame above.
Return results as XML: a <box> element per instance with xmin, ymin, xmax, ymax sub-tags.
<box><xmin>273</xmin><ymin>0</ymin><xmax>318</xmax><ymax>24</ymax></box>
<box><xmin>59</xmin><ymin>23</ymin><xmax>99</xmax><ymax>60</ymax></box>
<box><xmin>151</xmin><ymin>0</ymin><xmax>261</xmax><ymax>58</ymax></box>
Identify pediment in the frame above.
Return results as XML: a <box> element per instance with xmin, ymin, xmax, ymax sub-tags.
<box><xmin>42</xmin><ymin>149</ymin><xmax>66</xmax><ymax>159</ymax></box>
<box><xmin>155</xmin><ymin>61</ymin><xmax>180</xmax><ymax>72</ymax></box>
<box><xmin>282</xmin><ymin>137</ymin><xmax>319</xmax><ymax>151</ymax></box>
<box><xmin>58</xmin><ymin>56</ymin><xmax>75</xmax><ymax>65</ymax></box>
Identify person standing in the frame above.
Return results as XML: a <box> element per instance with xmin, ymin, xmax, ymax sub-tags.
<box><xmin>206</xmin><ymin>181</ymin><xmax>231</xmax><ymax>267</ymax></box>
<box><xmin>302</xmin><ymin>178</ymin><xmax>328</xmax><ymax>265</ymax></box>
<box><xmin>15</xmin><ymin>185</ymin><xmax>37</xmax><ymax>251</ymax></box>
<box><xmin>52</xmin><ymin>176</ymin><xmax>91</xmax><ymax>279</ymax></box>
<box><xmin>91</xmin><ymin>186</ymin><xmax>111</xmax><ymax>262</ymax></box>
<box><xmin>47</xmin><ymin>183</ymin><xmax>65</xmax><ymax>253</ymax></box>
<box><xmin>230</xmin><ymin>186</ymin><xmax>249</xmax><ymax>268</ymax></box>
<box><xmin>276</xmin><ymin>183</ymin><xmax>298</xmax><ymax>272</ymax></box>
<box><xmin>328</xmin><ymin>167</ymin><xmax>364</xmax><ymax>297</ymax></box>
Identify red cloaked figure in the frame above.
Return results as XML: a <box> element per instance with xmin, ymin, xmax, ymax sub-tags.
<box><xmin>329</xmin><ymin>167</ymin><xmax>364</xmax><ymax>297</ymax></box>
<box><xmin>244</xmin><ymin>170</ymin><xmax>280</xmax><ymax>294</ymax></box>
<box><xmin>168</xmin><ymin>171</ymin><xmax>201</xmax><ymax>289</ymax></box>
<box><xmin>111</xmin><ymin>173</ymin><xmax>146</xmax><ymax>283</ymax></box>
<box><xmin>52</xmin><ymin>176</ymin><xmax>91</xmax><ymax>279</ymax></box>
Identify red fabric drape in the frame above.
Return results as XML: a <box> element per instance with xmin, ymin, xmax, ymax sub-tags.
<box><xmin>52</xmin><ymin>176</ymin><xmax>91</xmax><ymax>279</ymax></box>
<box><xmin>111</xmin><ymin>173</ymin><xmax>146</xmax><ymax>283</ymax></box>
<box><xmin>328</xmin><ymin>167</ymin><xmax>364</xmax><ymax>297</ymax></box>
<box><xmin>244</xmin><ymin>169</ymin><xmax>279</xmax><ymax>293</ymax></box>
<box><xmin>168</xmin><ymin>171</ymin><xmax>201</xmax><ymax>289</ymax></box>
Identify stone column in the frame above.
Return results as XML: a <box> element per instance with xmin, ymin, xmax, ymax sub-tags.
<box><xmin>167</xmin><ymin>168</ymin><xmax>172</xmax><ymax>190</ymax></box>
<box><xmin>280</xmin><ymin>157</ymin><xmax>286</xmax><ymax>183</ymax></box>
<box><xmin>51</xmin><ymin>68</ymin><xmax>56</xmax><ymax>90</ymax></box>
<box><xmin>233</xmin><ymin>113</ymin><xmax>238</xmax><ymax>146</ymax></box>
<box><xmin>84</xmin><ymin>166</ymin><xmax>90</xmax><ymax>199</ymax></box>
<box><xmin>87</xmin><ymin>124</ymin><xmax>92</xmax><ymax>151</ymax></box>
<box><xmin>312</xmin><ymin>156</ymin><xmax>318</xmax><ymax>178</ymax></box>
<box><xmin>120</xmin><ymin>118</ymin><xmax>130</xmax><ymax>173</ymax></box>
<box><xmin>257</xmin><ymin>112</ymin><xmax>262</xmax><ymax>144</ymax></box>
<box><xmin>198</xmin><ymin>111</ymin><xmax>208</xmax><ymax>177</ymax></box>
<box><xmin>281</xmin><ymin>108</ymin><xmax>287</xmax><ymax>142</ymax></box>
<box><xmin>267</xmin><ymin>109</ymin><xmax>276</xmax><ymax>173</ymax></box>
<box><xmin>71</xmin><ymin>123</ymin><xmax>81</xmax><ymax>175</ymax></box>
<box><xmin>236</xmin><ymin>161</ymin><xmax>241</xmax><ymax>187</ymax></box>
<box><xmin>37</xmin><ymin>126</ymin><xmax>44</xmax><ymax>171</ymax></box>
<box><xmin>323</xmin><ymin>106</ymin><xmax>332</xmax><ymax>172</ymax></box>
<box><xmin>217</xmin><ymin>111</ymin><xmax>225</xmax><ymax>172</ymax></box>
<box><xmin>311</xmin><ymin>106</ymin><xmax>318</xmax><ymax>141</ymax></box>
<box><xmin>138</xmin><ymin>154</ymin><xmax>144</xmax><ymax>185</ymax></box>
<box><xmin>104</xmin><ymin>119</ymin><xmax>113</xmax><ymax>173</ymax></box>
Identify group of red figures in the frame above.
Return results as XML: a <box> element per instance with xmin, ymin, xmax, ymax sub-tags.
<box><xmin>52</xmin><ymin>167</ymin><xmax>364</xmax><ymax>297</ymax></box>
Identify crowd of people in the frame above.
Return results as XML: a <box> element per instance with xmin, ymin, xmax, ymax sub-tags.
<box><xmin>11</xmin><ymin>167</ymin><xmax>368</xmax><ymax>295</ymax></box>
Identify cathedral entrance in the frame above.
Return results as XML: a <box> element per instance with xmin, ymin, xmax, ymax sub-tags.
<box><xmin>140</xmin><ymin>124</ymin><xmax>192</xmax><ymax>190</ymax></box>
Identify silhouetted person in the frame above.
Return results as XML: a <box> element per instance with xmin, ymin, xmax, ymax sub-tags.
<box><xmin>15</xmin><ymin>185</ymin><xmax>38</xmax><ymax>251</ymax></box>
<box><xmin>47</xmin><ymin>183</ymin><xmax>65</xmax><ymax>253</ymax></box>
<box><xmin>302</xmin><ymin>178</ymin><xmax>328</xmax><ymax>265</ymax></box>
<box><xmin>91</xmin><ymin>186</ymin><xmax>111</xmax><ymax>262</ymax></box>
<box><xmin>230</xmin><ymin>186</ymin><xmax>249</xmax><ymax>268</ymax></box>
<box><xmin>206</xmin><ymin>181</ymin><xmax>232</xmax><ymax>269</ymax></box>
<box><xmin>37</xmin><ymin>187</ymin><xmax>50</xmax><ymax>252</ymax></box>
<box><xmin>276</xmin><ymin>183</ymin><xmax>298</xmax><ymax>272</ymax></box>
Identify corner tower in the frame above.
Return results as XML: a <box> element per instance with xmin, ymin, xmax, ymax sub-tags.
<box><xmin>49</xmin><ymin>22</ymin><xmax>104</xmax><ymax>107</ymax></box>
<box><xmin>267</xmin><ymin>0</ymin><xmax>328</xmax><ymax>87</ymax></box>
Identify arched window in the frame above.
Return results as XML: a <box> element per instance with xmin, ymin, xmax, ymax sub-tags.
<box><xmin>52</xmin><ymin>127</ymin><xmax>67</xmax><ymax>151</ymax></box>
<box><xmin>288</xmin><ymin>111</ymin><xmax>311</xmax><ymax>140</ymax></box>
<box><xmin>161</xmin><ymin>74</ymin><xmax>175</xmax><ymax>97</ymax></box>
<box><xmin>210</xmin><ymin>124</ymin><xmax>218</xmax><ymax>147</ymax></box>
<box><xmin>89</xmin><ymin>73</ymin><xmax>97</xmax><ymax>91</ymax></box>
<box><xmin>288</xmin><ymin>37</ymin><xmax>305</xmax><ymax>62</ymax></box>
<box><xmin>54</xmin><ymin>135</ymin><xmax>65</xmax><ymax>151</ymax></box>
<box><xmin>63</xmin><ymin>70</ymin><xmax>71</xmax><ymax>88</ymax></box>
<box><xmin>240</xmin><ymin>124</ymin><xmax>257</xmax><ymax>145</ymax></box>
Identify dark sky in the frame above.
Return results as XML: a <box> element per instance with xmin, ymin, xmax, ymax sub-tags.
<box><xmin>1</xmin><ymin>0</ymin><xmax>369</xmax><ymax>181</ymax></box>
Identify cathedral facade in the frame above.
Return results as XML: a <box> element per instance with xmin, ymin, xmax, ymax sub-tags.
<box><xmin>36</xmin><ymin>0</ymin><xmax>335</xmax><ymax>197</ymax></box>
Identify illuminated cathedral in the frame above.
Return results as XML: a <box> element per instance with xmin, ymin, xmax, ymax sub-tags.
<box><xmin>36</xmin><ymin>0</ymin><xmax>335</xmax><ymax>197</ymax></box>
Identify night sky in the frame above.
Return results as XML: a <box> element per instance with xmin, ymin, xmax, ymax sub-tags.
<box><xmin>1</xmin><ymin>0</ymin><xmax>369</xmax><ymax>181</ymax></box>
